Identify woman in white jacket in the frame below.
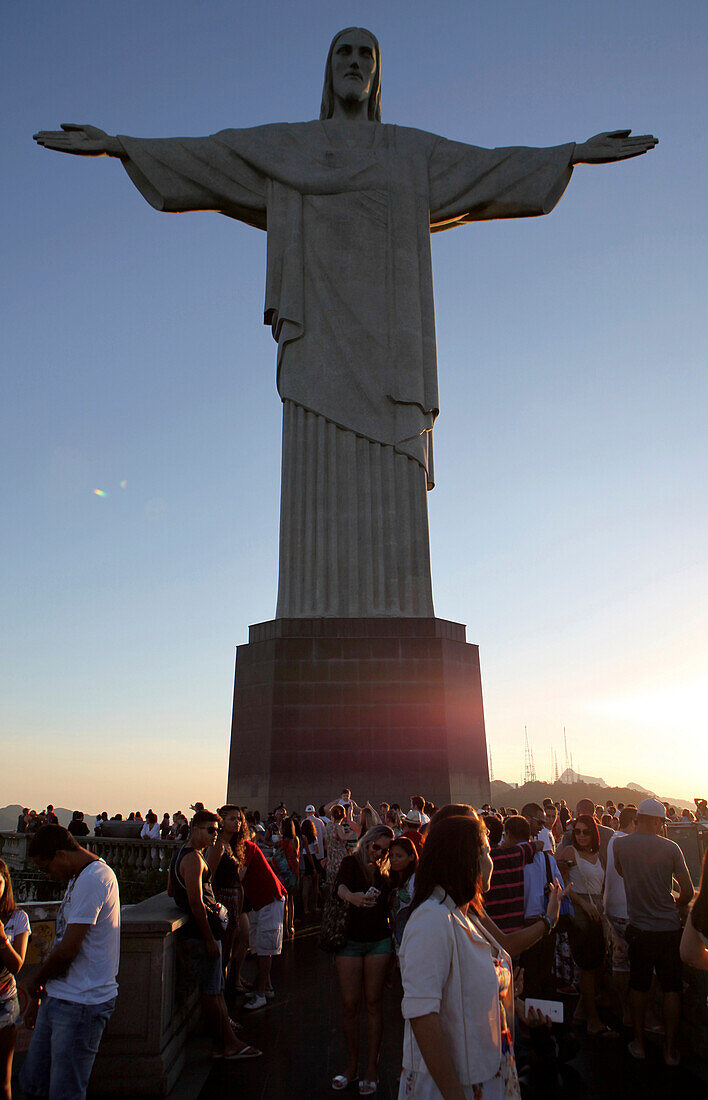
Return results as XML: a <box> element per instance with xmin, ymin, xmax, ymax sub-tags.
<box><xmin>398</xmin><ymin>813</ymin><xmax>520</xmax><ymax>1100</ymax></box>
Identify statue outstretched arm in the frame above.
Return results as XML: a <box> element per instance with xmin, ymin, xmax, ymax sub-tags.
<box><xmin>572</xmin><ymin>130</ymin><xmax>658</xmax><ymax>164</ymax></box>
<box><xmin>33</xmin><ymin>123</ymin><xmax>125</xmax><ymax>158</ymax></box>
<box><xmin>33</xmin><ymin>124</ymin><xmax>269</xmax><ymax>226</ymax></box>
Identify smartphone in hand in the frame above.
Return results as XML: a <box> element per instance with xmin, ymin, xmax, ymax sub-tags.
<box><xmin>524</xmin><ymin>998</ymin><xmax>563</xmax><ymax>1023</ymax></box>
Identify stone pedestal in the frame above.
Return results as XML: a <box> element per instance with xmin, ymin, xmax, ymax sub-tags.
<box><xmin>15</xmin><ymin>894</ymin><xmax>200</xmax><ymax>1096</ymax></box>
<box><xmin>227</xmin><ymin>618</ymin><xmax>490</xmax><ymax>812</ymax></box>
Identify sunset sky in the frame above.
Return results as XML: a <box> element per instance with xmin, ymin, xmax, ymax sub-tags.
<box><xmin>3</xmin><ymin>0</ymin><xmax>706</xmax><ymax>812</ymax></box>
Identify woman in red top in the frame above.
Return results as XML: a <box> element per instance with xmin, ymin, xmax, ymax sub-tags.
<box><xmin>238</xmin><ymin>837</ymin><xmax>287</xmax><ymax>1009</ymax></box>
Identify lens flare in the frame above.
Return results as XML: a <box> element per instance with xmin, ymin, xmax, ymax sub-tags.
<box><xmin>120</xmin><ymin>480</ymin><xmax>127</xmax><ymax>489</ymax></box>
<box><xmin>93</xmin><ymin>489</ymin><xmax>107</xmax><ymax>497</ymax></box>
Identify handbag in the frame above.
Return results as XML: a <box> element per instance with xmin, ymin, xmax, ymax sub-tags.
<box><xmin>319</xmin><ymin>888</ymin><xmax>350</xmax><ymax>953</ymax></box>
<box><xmin>206</xmin><ymin>901</ymin><xmax>229</xmax><ymax>940</ymax></box>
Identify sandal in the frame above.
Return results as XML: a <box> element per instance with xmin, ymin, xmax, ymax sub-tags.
<box><xmin>332</xmin><ymin>1075</ymin><xmax>358</xmax><ymax>1091</ymax></box>
<box><xmin>223</xmin><ymin>1045</ymin><xmax>262</xmax><ymax>1060</ymax></box>
<box><xmin>588</xmin><ymin>1025</ymin><xmax>619</xmax><ymax>1040</ymax></box>
<box><xmin>359</xmin><ymin>1082</ymin><xmax>378</xmax><ymax>1096</ymax></box>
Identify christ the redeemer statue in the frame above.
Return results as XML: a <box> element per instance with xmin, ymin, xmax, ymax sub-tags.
<box><xmin>35</xmin><ymin>28</ymin><xmax>656</xmax><ymax>619</ymax></box>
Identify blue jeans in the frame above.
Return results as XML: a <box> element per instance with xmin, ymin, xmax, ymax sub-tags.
<box><xmin>20</xmin><ymin>995</ymin><xmax>116</xmax><ymax>1099</ymax></box>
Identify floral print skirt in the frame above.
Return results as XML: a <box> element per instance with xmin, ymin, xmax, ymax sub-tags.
<box><xmin>399</xmin><ymin>955</ymin><xmax>521</xmax><ymax>1100</ymax></box>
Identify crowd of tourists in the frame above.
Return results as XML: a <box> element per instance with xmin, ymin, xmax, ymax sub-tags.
<box><xmin>2</xmin><ymin>789</ymin><xmax>707</xmax><ymax>1098</ymax></box>
<box><xmin>15</xmin><ymin>806</ymin><xmax>219</xmax><ymax>841</ymax></box>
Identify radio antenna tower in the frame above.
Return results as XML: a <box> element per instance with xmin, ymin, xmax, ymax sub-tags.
<box><xmin>523</xmin><ymin>726</ymin><xmax>537</xmax><ymax>784</ymax></box>
<box><xmin>563</xmin><ymin>727</ymin><xmax>570</xmax><ymax>773</ymax></box>
<box><xmin>552</xmin><ymin>748</ymin><xmax>559</xmax><ymax>783</ymax></box>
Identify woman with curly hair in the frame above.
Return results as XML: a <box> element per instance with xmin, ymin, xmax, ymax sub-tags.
<box><xmin>0</xmin><ymin>859</ymin><xmax>31</xmax><ymax>1100</ymax></box>
<box><xmin>208</xmin><ymin>805</ymin><xmax>249</xmax><ymax>982</ymax></box>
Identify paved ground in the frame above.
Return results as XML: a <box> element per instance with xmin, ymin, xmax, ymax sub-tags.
<box><xmin>197</xmin><ymin>926</ymin><xmax>700</xmax><ymax>1100</ymax></box>
<box><xmin>13</xmin><ymin>925</ymin><xmax>702</xmax><ymax>1099</ymax></box>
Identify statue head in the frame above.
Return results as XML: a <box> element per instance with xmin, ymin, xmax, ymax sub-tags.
<box><xmin>320</xmin><ymin>27</ymin><xmax>382</xmax><ymax>122</ymax></box>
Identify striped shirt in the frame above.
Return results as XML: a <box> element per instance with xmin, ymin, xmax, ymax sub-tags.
<box><xmin>484</xmin><ymin>842</ymin><xmax>535</xmax><ymax>931</ymax></box>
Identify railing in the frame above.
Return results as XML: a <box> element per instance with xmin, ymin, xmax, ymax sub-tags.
<box><xmin>84</xmin><ymin>835</ymin><xmax>179</xmax><ymax>876</ymax></box>
<box><xmin>0</xmin><ymin>832</ymin><xmax>180</xmax><ymax>903</ymax></box>
<box><xmin>0</xmin><ymin>832</ymin><xmax>178</xmax><ymax>875</ymax></box>
<box><xmin>0</xmin><ymin>832</ymin><xmax>33</xmax><ymax>870</ymax></box>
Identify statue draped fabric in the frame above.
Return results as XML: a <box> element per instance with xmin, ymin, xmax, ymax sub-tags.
<box><xmin>119</xmin><ymin>121</ymin><xmax>574</xmax><ymax>617</ymax></box>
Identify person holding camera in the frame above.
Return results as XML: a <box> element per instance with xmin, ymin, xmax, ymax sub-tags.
<box><xmin>331</xmin><ymin>825</ymin><xmax>394</xmax><ymax>1094</ymax></box>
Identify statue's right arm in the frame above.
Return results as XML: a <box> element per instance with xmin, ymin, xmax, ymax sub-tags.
<box><xmin>33</xmin><ymin>123</ymin><xmax>125</xmax><ymax>158</ymax></box>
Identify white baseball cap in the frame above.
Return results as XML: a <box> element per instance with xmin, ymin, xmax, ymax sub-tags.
<box><xmin>637</xmin><ymin>797</ymin><xmax>666</xmax><ymax>819</ymax></box>
<box><xmin>305</xmin><ymin>804</ymin><xmax>315</xmax><ymax>813</ymax></box>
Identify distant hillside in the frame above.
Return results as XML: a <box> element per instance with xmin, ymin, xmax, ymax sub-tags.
<box><xmin>489</xmin><ymin>781</ymin><xmax>694</xmax><ymax>814</ymax></box>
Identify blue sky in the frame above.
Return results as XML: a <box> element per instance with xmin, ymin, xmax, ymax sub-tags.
<box><xmin>3</xmin><ymin>0</ymin><xmax>706</xmax><ymax>811</ymax></box>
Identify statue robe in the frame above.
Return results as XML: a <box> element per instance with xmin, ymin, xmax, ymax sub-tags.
<box><xmin>118</xmin><ymin>121</ymin><xmax>574</xmax><ymax>616</ymax></box>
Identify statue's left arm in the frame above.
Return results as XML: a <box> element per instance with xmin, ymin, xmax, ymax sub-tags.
<box><xmin>428</xmin><ymin>128</ymin><xmax>657</xmax><ymax>231</ymax></box>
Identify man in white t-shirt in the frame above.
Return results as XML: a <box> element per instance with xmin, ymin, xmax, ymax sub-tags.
<box><xmin>20</xmin><ymin>825</ymin><xmax>121</xmax><ymax>1100</ymax></box>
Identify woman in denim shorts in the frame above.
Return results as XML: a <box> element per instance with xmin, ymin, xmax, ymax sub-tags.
<box><xmin>332</xmin><ymin>825</ymin><xmax>394</xmax><ymax>1095</ymax></box>
<box><xmin>0</xmin><ymin>860</ymin><xmax>31</xmax><ymax>1099</ymax></box>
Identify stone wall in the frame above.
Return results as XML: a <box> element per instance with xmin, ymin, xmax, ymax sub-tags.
<box><xmin>16</xmin><ymin>893</ymin><xmax>200</xmax><ymax>1096</ymax></box>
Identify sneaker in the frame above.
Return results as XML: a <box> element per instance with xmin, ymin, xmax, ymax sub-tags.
<box><xmin>243</xmin><ymin>994</ymin><xmax>267</xmax><ymax>1011</ymax></box>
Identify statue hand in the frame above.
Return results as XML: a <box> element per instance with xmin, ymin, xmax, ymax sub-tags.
<box><xmin>33</xmin><ymin>123</ymin><xmax>122</xmax><ymax>157</ymax></box>
<box><xmin>573</xmin><ymin>130</ymin><xmax>658</xmax><ymax>164</ymax></box>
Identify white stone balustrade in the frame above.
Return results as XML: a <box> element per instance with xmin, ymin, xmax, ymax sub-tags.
<box><xmin>84</xmin><ymin>836</ymin><xmax>178</xmax><ymax>876</ymax></box>
<box><xmin>0</xmin><ymin>832</ymin><xmax>178</xmax><ymax>883</ymax></box>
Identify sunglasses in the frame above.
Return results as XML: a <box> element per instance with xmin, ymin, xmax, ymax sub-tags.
<box><xmin>574</xmin><ymin>828</ymin><xmax>590</xmax><ymax>836</ymax></box>
<box><xmin>370</xmin><ymin>842</ymin><xmax>388</xmax><ymax>854</ymax></box>
<box><xmin>201</xmin><ymin>826</ymin><xmax>219</xmax><ymax>835</ymax></box>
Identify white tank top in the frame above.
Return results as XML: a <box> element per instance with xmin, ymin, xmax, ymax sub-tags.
<box><xmin>568</xmin><ymin>852</ymin><xmax>605</xmax><ymax>895</ymax></box>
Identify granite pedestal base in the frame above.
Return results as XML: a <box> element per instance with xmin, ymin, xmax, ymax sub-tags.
<box><xmin>227</xmin><ymin>618</ymin><xmax>490</xmax><ymax>812</ymax></box>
